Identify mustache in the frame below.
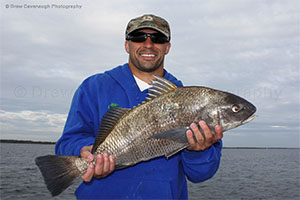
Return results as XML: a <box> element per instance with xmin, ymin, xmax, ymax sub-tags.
<box><xmin>138</xmin><ymin>49</ymin><xmax>158</xmax><ymax>55</ymax></box>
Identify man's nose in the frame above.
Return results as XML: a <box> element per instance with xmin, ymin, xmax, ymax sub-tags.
<box><xmin>143</xmin><ymin>37</ymin><xmax>154</xmax><ymax>48</ymax></box>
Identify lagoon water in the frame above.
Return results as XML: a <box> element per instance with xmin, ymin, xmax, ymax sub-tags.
<box><xmin>0</xmin><ymin>143</ymin><xmax>299</xmax><ymax>200</ymax></box>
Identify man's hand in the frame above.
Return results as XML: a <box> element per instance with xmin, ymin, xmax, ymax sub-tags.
<box><xmin>186</xmin><ymin>120</ymin><xmax>223</xmax><ymax>151</ymax></box>
<box><xmin>80</xmin><ymin>145</ymin><xmax>115</xmax><ymax>182</ymax></box>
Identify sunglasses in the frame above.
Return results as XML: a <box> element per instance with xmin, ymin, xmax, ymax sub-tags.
<box><xmin>126</xmin><ymin>32</ymin><xmax>170</xmax><ymax>44</ymax></box>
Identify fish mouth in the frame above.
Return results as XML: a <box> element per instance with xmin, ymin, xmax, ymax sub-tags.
<box><xmin>242</xmin><ymin>114</ymin><xmax>256</xmax><ymax>124</ymax></box>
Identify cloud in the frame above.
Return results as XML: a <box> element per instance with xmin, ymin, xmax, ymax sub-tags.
<box><xmin>0</xmin><ymin>110</ymin><xmax>67</xmax><ymax>141</ymax></box>
<box><xmin>270</xmin><ymin>125</ymin><xmax>289</xmax><ymax>129</ymax></box>
<box><xmin>1</xmin><ymin>0</ymin><xmax>299</xmax><ymax>147</ymax></box>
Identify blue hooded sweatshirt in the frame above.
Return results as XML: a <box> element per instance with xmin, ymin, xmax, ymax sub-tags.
<box><xmin>55</xmin><ymin>63</ymin><xmax>222</xmax><ymax>199</ymax></box>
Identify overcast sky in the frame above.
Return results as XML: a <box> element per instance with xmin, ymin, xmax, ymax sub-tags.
<box><xmin>1</xmin><ymin>0</ymin><xmax>299</xmax><ymax>147</ymax></box>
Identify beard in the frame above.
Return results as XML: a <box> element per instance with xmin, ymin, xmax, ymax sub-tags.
<box><xmin>129</xmin><ymin>53</ymin><xmax>165</xmax><ymax>73</ymax></box>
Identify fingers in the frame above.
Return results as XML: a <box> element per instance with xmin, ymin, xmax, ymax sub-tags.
<box><xmin>186</xmin><ymin>121</ymin><xmax>223</xmax><ymax>151</ymax></box>
<box><xmin>186</xmin><ymin>123</ymin><xmax>202</xmax><ymax>150</ymax></box>
<box><xmin>186</xmin><ymin>129</ymin><xmax>196</xmax><ymax>147</ymax></box>
<box><xmin>80</xmin><ymin>145</ymin><xmax>94</xmax><ymax>162</ymax></box>
<box><xmin>187</xmin><ymin>122</ymin><xmax>205</xmax><ymax>151</ymax></box>
<box><xmin>199</xmin><ymin>121</ymin><xmax>214</xmax><ymax>144</ymax></box>
<box><xmin>102</xmin><ymin>153</ymin><xmax>110</xmax><ymax>175</ymax></box>
<box><xmin>94</xmin><ymin>153</ymin><xmax>115</xmax><ymax>178</ymax></box>
<box><xmin>214</xmin><ymin>125</ymin><xmax>223</xmax><ymax>141</ymax></box>
<box><xmin>81</xmin><ymin>152</ymin><xmax>115</xmax><ymax>182</ymax></box>
<box><xmin>82</xmin><ymin>164</ymin><xmax>95</xmax><ymax>182</ymax></box>
<box><xmin>94</xmin><ymin>154</ymin><xmax>103</xmax><ymax>176</ymax></box>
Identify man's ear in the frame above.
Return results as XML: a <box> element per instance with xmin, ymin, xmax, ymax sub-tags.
<box><xmin>165</xmin><ymin>42</ymin><xmax>171</xmax><ymax>55</ymax></box>
<box><xmin>125</xmin><ymin>40</ymin><xmax>130</xmax><ymax>53</ymax></box>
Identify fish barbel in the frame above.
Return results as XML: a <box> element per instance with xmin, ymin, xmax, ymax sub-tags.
<box><xmin>35</xmin><ymin>75</ymin><xmax>256</xmax><ymax>196</ymax></box>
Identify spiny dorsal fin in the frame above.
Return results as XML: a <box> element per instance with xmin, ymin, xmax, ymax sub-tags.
<box><xmin>146</xmin><ymin>75</ymin><xmax>178</xmax><ymax>101</ymax></box>
<box><xmin>92</xmin><ymin>107</ymin><xmax>130</xmax><ymax>153</ymax></box>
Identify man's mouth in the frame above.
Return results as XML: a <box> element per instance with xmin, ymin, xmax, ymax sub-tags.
<box><xmin>140</xmin><ymin>54</ymin><xmax>155</xmax><ymax>59</ymax></box>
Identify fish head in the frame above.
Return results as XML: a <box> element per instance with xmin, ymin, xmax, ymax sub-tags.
<box><xmin>217</xmin><ymin>92</ymin><xmax>256</xmax><ymax>131</ymax></box>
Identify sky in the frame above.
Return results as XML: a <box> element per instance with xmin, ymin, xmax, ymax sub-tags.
<box><xmin>1</xmin><ymin>0</ymin><xmax>299</xmax><ymax>147</ymax></box>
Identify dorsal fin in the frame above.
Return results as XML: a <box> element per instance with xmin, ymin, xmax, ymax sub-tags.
<box><xmin>146</xmin><ymin>75</ymin><xmax>178</xmax><ymax>101</ymax></box>
<box><xmin>91</xmin><ymin>107</ymin><xmax>130</xmax><ymax>153</ymax></box>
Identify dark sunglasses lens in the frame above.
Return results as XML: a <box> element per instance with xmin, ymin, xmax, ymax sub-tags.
<box><xmin>129</xmin><ymin>32</ymin><xmax>147</xmax><ymax>42</ymax></box>
<box><xmin>128</xmin><ymin>32</ymin><xmax>169</xmax><ymax>43</ymax></box>
<box><xmin>150</xmin><ymin>33</ymin><xmax>169</xmax><ymax>43</ymax></box>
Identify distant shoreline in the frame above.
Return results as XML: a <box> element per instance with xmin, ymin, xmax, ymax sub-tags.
<box><xmin>0</xmin><ymin>139</ymin><xmax>55</xmax><ymax>145</ymax></box>
<box><xmin>0</xmin><ymin>139</ymin><xmax>298</xmax><ymax>149</ymax></box>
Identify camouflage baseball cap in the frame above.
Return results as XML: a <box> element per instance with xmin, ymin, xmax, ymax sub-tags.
<box><xmin>125</xmin><ymin>14</ymin><xmax>171</xmax><ymax>40</ymax></box>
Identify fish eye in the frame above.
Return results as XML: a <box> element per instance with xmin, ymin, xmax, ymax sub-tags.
<box><xmin>232</xmin><ymin>105</ymin><xmax>240</xmax><ymax>113</ymax></box>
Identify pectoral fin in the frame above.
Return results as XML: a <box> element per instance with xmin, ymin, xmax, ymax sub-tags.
<box><xmin>150</xmin><ymin>127</ymin><xmax>190</xmax><ymax>145</ymax></box>
<box><xmin>165</xmin><ymin>145</ymin><xmax>188</xmax><ymax>159</ymax></box>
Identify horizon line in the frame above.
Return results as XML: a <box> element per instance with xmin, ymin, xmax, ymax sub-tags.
<box><xmin>0</xmin><ymin>139</ymin><xmax>299</xmax><ymax>149</ymax></box>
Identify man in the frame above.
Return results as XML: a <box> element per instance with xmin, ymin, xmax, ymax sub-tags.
<box><xmin>55</xmin><ymin>14</ymin><xmax>223</xmax><ymax>199</ymax></box>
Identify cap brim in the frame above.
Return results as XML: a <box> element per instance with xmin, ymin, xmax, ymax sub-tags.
<box><xmin>127</xmin><ymin>26</ymin><xmax>169</xmax><ymax>38</ymax></box>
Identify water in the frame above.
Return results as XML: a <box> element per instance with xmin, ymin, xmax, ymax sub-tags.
<box><xmin>0</xmin><ymin>143</ymin><xmax>299</xmax><ymax>200</ymax></box>
<box><xmin>188</xmin><ymin>148</ymin><xmax>300</xmax><ymax>200</ymax></box>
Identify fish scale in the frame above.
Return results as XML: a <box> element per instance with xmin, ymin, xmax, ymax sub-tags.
<box><xmin>35</xmin><ymin>75</ymin><xmax>256</xmax><ymax>196</ymax></box>
<box><xmin>94</xmin><ymin>87</ymin><xmax>221</xmax><ymax>168</ymax></box>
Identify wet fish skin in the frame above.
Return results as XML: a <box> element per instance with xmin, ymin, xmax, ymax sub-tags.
<box><xmin>35</xmin><ymin>75</ymin><xmax>256</xmax><ymax>196</ymax></box>
<box><xmin>98</xmin><ymin>86</ymin><xmax>255</xmax><ymax>169</ymax></box>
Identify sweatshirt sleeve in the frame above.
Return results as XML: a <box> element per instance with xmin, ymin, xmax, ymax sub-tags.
<box><xmin>55</xmin><ymin>84</ymin><xmax>97</xmax><ymax>156</ymax></box>
<box><xmin>181</xmin><ymin>140</ymin><xmax>222</xmax><ymax>183</ymax></box>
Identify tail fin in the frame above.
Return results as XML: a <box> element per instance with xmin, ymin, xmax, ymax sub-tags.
<box><xmin>35</xmin><ymin>155</ymin><xmax>81</xmax><ymax>196</ymax></box>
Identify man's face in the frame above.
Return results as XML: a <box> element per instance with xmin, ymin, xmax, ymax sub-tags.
<box><xmin>125</xmin><ymin>29</ymin><xmax>171</xmax><ymax>73</ymax></box>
